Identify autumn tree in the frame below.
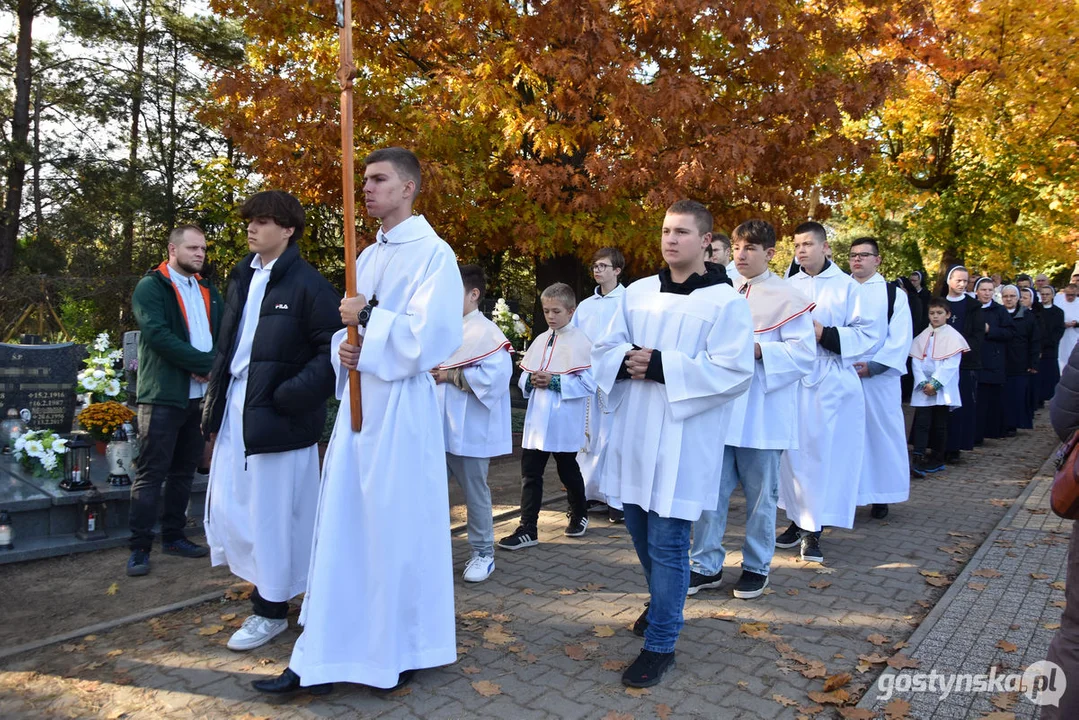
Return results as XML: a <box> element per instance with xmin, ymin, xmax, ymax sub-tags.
<box><xmin>839</xmin><ymin>0</ymin><xmax>1079</xmax><ymax>285</ymax></box>
<box><xmin>206</xmin><ymin>0</ymin><xmax>899</xmax><ymax>320</ymax></box>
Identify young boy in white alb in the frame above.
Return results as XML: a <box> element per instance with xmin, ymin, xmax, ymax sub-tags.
<box><xmin>593</xmin><ymin>200</ymin><xmax>754</xmax><ymax>687</ymax></box>
<box><xmin>910</xmin><ymin>298</ymin><xmax>970</xmax><ymax>474</ymax></box>
<box><xmin>433</xmin><ymin>265</ymin><xmax>513</xmax><ymax>582</ymax></box>
<box><xmin>498</xmin><ymin>283</ymin><xmax>595</xmax><ymax>550</ymax></box>
<box><xmin>688</xmin><ymin>219</ymin><xmax>815</xmax><ymax>600</ymax></box>
<box><xmin>571</xmin><ymin>247</ymin><xmax>627</xmax><ymax>523</ymax></box>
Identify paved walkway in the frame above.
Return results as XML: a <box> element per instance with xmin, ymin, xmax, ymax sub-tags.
<box><xmin>0</xmin><ymin>414</ymin><xmax>1066</xmax><ymax>719</ymax></box>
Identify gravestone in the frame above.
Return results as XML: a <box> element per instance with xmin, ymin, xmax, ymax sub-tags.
<box><xmin>0</xmin><ymin>343</ymin><xmax>85</xmax><ymax>431</ymax></box>
<box><xmin>122</xmin><ymin>331</ymin><xmax>140</xmax><ymax>402</ymax></box>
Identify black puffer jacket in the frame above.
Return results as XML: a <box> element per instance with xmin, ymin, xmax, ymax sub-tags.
<box><xmin>1052</xmin><ymin>342</ymin><xmax>1079</xmax><ymax>441</ymax></box>
<box><xmin>202</xmin><ymin>244</ymin><xmax>342</xmax><ymax>455</ymax></box>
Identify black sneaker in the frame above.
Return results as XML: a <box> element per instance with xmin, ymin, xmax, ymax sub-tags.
<box><xmin>564</xmin><ymin>513</ymin><xmax>589</xmax><ymax>537</ymax></box>
<box><xmin>497</xmin><ymin>526</ymin><xmax>538</xmax><ymax>551</ymax></box>
<box><xmin>162</xmin><ymin>538</ymin><xmax>209</xmax><ymax>558</ymax></box>
<box><xmin>732</xmin><ymin>570</ymin><xmax>769</xmax><ymax>599</ymax></box>
<box><xmin>621</xmin><ymin>649</ymin><xmax>676</xmax><ymax>688</ymax></box>
<box><xmin>126</xmin><ymin>549</ymin><xmax>151</xmax><ymax>577</ymax></box>
<box><xmin>608</xmin><ymin>508</ymin><xmax>624</xmax><ymax>524</ymax></box>
<box><xmin>800</xmin><ymin>533</ymin><xmax>824</xmax><ymax>563</ymax></box>
<box><xmin>871</xmin><ymin>503</ymin><xmax>889</xmax><ymax>519</ymax></box>
<box><xmin>686</xmin><ymin>569</ymin><xmax>723</xmax><ymax>596</ymax></box>
<box><xmin>632</xmin><ymin>604</ymin><xmax>649</xmax><ymax>637</ymax></box>
<box><xmin>586</xmin><ymin>500</ymin><xmax>609</xmax><ymax>515</ymax></box>
<box><xmin>910</xmin><ymin>464</ymin><xmax>927</xmax><ymax>479</ymax></box>
<box><xmin>775</xmin><ymin>522</ymin><xmax>802</xmax><ymax>549</ymax></box>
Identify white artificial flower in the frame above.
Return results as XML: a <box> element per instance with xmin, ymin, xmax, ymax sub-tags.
<box><xmin>41</xmin><ymin>452</ymin><xmax>57</xmax><ymax>471</ymax></box>
<box><xmin>14</xmin><ymin>436</ymin><xmax>26</xmax><ymax>452</ymax></box>
<box><xmin>94</xmin><ymin>333</ymin><xmax>110</xmax><ymax>352</ymax></box>
<box><xmin>81</xmin><ymin>377</ymin><xmax>99</xmax><ymax>392</ymax></box>
<box><xmin>25</xmin><ymin>439</ymin><xmax>45</xmax><ymax>457</ymax></box>
<box><xmin>92</xmin><ymin>369</ymin><xmax>106</xmax><ymax>379</ymax></box>
<box><xmin>52</xmin><ymin>437</ymin><xmax>68</xmax><ymax>452</ymax></box>
<box><xmin>108</xmin><ymin>349</ymin><xmax>122</xmax><ymax>363</ymax></box>
<box><xmin>106</xmin><ymin>379</ymin><xmax>121</xmax><ymax>396</ymax></box>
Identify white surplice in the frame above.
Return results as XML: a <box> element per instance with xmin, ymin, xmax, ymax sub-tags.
<box><xmin>206</xmin><ymin>254</ymin><xmax>319</xmax><ymax>603</ymax></box>
<box><xmin>1055</xmin><ymin>295</ymin><xmax>1079</xmax><ymax>373</ymax></box>
<box><xmin>853</xmin><ymin>274</ymin><xmax>912</xmax><ymax>506</ymax></box>
<box><xmin>289</xmin><ymin>215</ymin><xmax>463</xmax><ymax>688</ymax></box>
<box><xmin>910</xmin><ymin>329</ymin><xmax>968</xmax><ymax>407</ymax></box>
<box><xmin>727</xmin><ymin>271</ymin><xmax>816</xmax><ymax>450</ymax></box>
<box><xmin>519</xmin><ymin>325</ymin><xmax>596</xmax><ymax>453</ymax></box>
<box><xmin>570</xmin><ymin>284</ymin><xmax>625</xmax><ymax>500</ymax></box>
<box><xmin>592</xmin><ymin>276</ymin><xmax>754</xmax><ymax>521</ymax></box>
<box><xmin>780</xmin><ymin>261</ymin><xmax>880</xmax><ymax>531</ymax></box>
<box><xmin>437</xmin><ymin>310</ymin><xmax>513</xmax><ymax>459</ymax></box>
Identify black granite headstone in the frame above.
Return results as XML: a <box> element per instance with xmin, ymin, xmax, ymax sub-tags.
<box><xmin>0</xmin><ymin>343</ymin><xmax>85</xmax><ymax>432</ymax></box>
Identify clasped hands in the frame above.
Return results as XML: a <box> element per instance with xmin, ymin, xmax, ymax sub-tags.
<box><xmin>622</xmin><ymin>347</ymin><xmax>654</xmax><ymax>380</ymax></box>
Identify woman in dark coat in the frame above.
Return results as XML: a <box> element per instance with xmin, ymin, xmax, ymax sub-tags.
<box><xmin>974</xmin><ymin>277</ymin><xmax>1015</xmax><ymax>443</ymax></box>
<box><xmin>1038</xmin><ymin>285</ymin><xmax>1066</xmax><ymax>405</ymax></box>
<box><xmin>1000</xmin><ymin>285</ymin><xmax>1040</xmax><ymax>434</ymax></box>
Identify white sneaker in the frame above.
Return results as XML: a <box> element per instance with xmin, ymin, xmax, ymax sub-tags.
<box><xmin>463</xmin><ymin>555</ymin><xmax>495</xmax><ymax>583</ymax></box>
<box><xmin>226</xmin><ymin>615</ymin><xmax>288</xmax><ymax>651</ymax></box>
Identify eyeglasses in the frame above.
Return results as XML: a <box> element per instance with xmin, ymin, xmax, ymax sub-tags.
<box><xmin>849</xmin><ymin>252</ymin><xmax>879</xmax><ymax>260</ymax></box>
<box><xmin>591</xmin><ymin>263</ymin><xmax>613</xmax><ymax>271</ymax></box>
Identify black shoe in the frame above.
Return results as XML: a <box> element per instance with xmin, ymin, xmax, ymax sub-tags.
<box><xmin>162</xmin><ymin>538</ymin><xmax>209</xmax><ymax>558</ymax></box>
<box><xmin>497</xmin><ymin>526</ymin><xmax>538</xmax><ymax>551</ymax></box>
<box><xmin>564</xmin><ymin>513</ymin><xmax>588</xmax><ymax>537</ymax></box>
<box><xmin>775</xmin><ymin>522</ymin><xmax>802</xmax><ymax>549</ymax></box>
<box><xmin>621</xmin><ymin>649</ymin><xmax>676</xmax><ymax>688</ymax></box>
<box><xmin>686</xmin><ymin>569</ymin><xmax>723</xmax><ymax>596</ymax></box>
<box><xmin>944</xmin><ymin>450</ymin><xmax>961</xmax><ymax>463</ymax></box>
<box><xmin>800</xmin><ymin>533</ymin><xmax>824</xmax><ymax>563</ymax></box>
<box><xmin>586</xmin><ymin>500</ymin><xmax>609</xmax><ymax>515</ymax></box>
<box><xmin>197</xmin><ymin>466</ymin><xmax>211</xmax><ymax>475</ymax></box>
<box><xmin>608</xmin><ymin>508</ymin><xmax>624</xmax><ymax>524</ymax></box>
<box><xmin>910</xmin><ymin>464</ymin><xmax>927</xmax><ymax>479</ymax></box>
<box><xmin>126</xmin><ymin>549</ymin><xmax>151</xmax><ymax>577</ymax></box>
<box><xmin>871</xmin><ymin>504</ymin><xmax>889</xmax><ymax>519</ymax></box>
<box><xmin>732</xmin><ymin>570</ymin><xmax>769</xmax><ymax>599</ymax></box>
<box><xmin>252</xmin><ymin>668</ymin><xmax>332</xmax><ymax>696</ymax></box>
<box><xmin>373</xmin><ymin>669</ymin><xmax>416</xmax><ymax>695</ymax></box>
<box><xmin>632</xmin><ymin>603</ymin><xmax>649</xmax><ymax>638</ymax></box>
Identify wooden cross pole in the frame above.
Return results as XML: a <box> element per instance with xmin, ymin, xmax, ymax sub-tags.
<box><xmin>336</xmin><ymin>0</ymin><xmax>362</xmax><ymax>431</ymax></box>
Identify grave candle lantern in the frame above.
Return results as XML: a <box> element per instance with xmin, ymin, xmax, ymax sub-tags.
<box><xmin>76</xmin><ymin>487</ymin><xmax>107</xmax><ymax>541</ymax></box>
<box><xmin>0</xmin><ymin>509</ymin><xmax>13</xmax><ymax>550</ymax></box>
<box><xmin>106</xmin><ymin>425</ymin><xmax>134</xmax><ymax>487</ymax></box>
<box><xmin>0</xmin><ymin>408</ymin><xmax>27</xmax><ymax>455</ymax></box>
<box><xmin>60</xmin><ymin>435</ymin><xmax>94</xmax><ymax>491</ymax></box>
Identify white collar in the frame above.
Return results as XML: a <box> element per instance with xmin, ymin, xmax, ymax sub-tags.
<box><xmin>250</xmin><ymin>254</ymin><xmax>279</xmax><ymax>271</ymax></box>
<box><xmin>591</xmin><ymin>283</ymin><xmax>625</xmax><ymax>299</ymax></box>
<box><xmin>375</xmin><ymin>214</ymin><xmax>435</xmax><ymax>245</ymax></box>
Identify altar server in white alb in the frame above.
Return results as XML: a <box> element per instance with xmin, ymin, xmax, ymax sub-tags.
<box><xmin>253</xmin><ymin>148</ymin><xmax>463</xmax><ymax>697</ymax></box>
<box><xmin>688</xmin><ymin>219</ymin><xmax>815</xmax><ymax>600</ymax></box>
<box><xmin>592</xmin><ymin>200</ymin><xmax>754</xmax><ymax>688</ymax></box>
<box><xmin>571</xmin><ymin>246</ymin><xmax>627</xmax><ymax>523</ymax></box>
<box><xmin>778</xmin><ymin>221</ymin><xmax>880</xmax><ymax>564</ymax></box>
<box><xmin>201</xmin><ymin>191</ymin><xmax>340</xmax><ymax>653</ymax></box>
<box><xmin>432</xmin><ymin>264</ymin><xmax>513</xmax><ymax>583</ymax></box>
<box><xmin>498</xmin><ymin>283</ymin><xmax>595</xmax><ymax>550</ymax></box>
<box><xmin>848</xmin><ymin>237</ymin><xmax>913</xmax><ymax>521</ymax></box>
<box><xmin>1056</xmin><ymin>284</ymin><xmax>1079</xmax><ymax>374</ymax></box>
<box><xmin>910</xmin><ymin>298</ymin><xmax>970</xmax><ymax>474</ymax></box>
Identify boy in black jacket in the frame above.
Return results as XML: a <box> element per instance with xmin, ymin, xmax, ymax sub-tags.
<box><xmin>201</xmin><ymin>191</ymin><xmax>341</xmax><ymax>652</ymax></box>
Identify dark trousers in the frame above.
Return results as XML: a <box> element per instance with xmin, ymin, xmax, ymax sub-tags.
<box><xmin>1044</xmin><ymin>521</ymin><xmax>1079</xmax><ymax>720</ymax></box>
<box><xmin>519</xmin><ymin>448</ymin><xmax>587</xmax><ymax>530</ymax></box>
<box><xmin>947</xmin><ymin>370</ymin><xmax>978</xmax><ymax>452</ymax></box>
<box><xmin>252</xmin><ymin>587</ymin><xmax>289</xmax><ymax>620</ymax></box>
<box><xmin>129</xmin><ymin>400</ymin><xmax>204</xmax><ymax>552</ymax></box>
<box><xmin>976</xmin><ymin>383</ymin><xmax>1005</xmax><ymax>442</ymax></box>
<box><xmin>911</xmin><ymin>405</ymin><xmax>949</xmax><ymax>458</ymax></box>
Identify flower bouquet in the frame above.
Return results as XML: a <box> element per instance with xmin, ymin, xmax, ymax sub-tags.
<box><xmin>78</xmin><ymin>401</ymin><xmax>136</xmax><ymax>443</ymax></box>
<box><xmin>492</xmin><ymin>298</ymin><xmax>530</xmax><ymax>352</ymax></box>
<box><xmin>13</xmin><ymin>430</ymin><xmax>69</xmax><ymax>479</ymax></box>
<box><xmin>77</xmin><ymin>332</ymin><xmax>127</xmax><ymax>403</ymax></box>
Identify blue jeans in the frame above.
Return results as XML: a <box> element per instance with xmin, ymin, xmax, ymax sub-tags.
<box><xmin>622</xmin><ymin>503</ymin><xmax>691</xmax><ymax>654</ymax></box>
<box><xmin>690</xmin><ymin>445</ymin><xmax>780</xmax><ymax>577</ymax></box>
<box><xmin>447</xmin><ymin>454</ymin><xmax>494</xmax><ymax>556</ymax></box>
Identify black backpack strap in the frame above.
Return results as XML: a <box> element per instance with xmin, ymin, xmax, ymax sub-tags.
<box><xmin>887</xmin><ymin>280</ymin><xmax>897</xmax><ymax>323</ymax></box>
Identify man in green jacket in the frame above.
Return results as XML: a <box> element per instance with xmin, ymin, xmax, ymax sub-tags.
<box><xmin>127</xmin><ymin>225</ymin><xmax>223</xmax><ymax>577</ymax></box>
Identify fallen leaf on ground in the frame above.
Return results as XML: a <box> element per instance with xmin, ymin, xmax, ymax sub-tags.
<box><xmin>925</xmin><ymin>576</ymin><xmax>952</xmax><ymax>587</ymax></box>
<box><xmin>807</xmin><ymin>688</ymin><xmax>849</xmax><ymax>705</ymax></box>
<box><xmin>989</xmin><ymin>499</ymin><xmax>1013</xmax><ymax>507</ymax></box>
<box><xmin>887</xmin><ymin>654</ymin><xmax>920</xmax><ymax>670</ymax></box>
<box><xmin>809</xmin><ymin>578</ymin><xmax>832</xmax><ymax>590</ymax></box>
<box><xmin>816</xmin><ymin>567</ymin><xmax>836</xmax><ymax>574</ymax></box>
<box><xmin>968</xmin><ymin>582</ymin><xmax>988</xmax><ymax>591</ymax></box>
<box><xmin>522</xmin><ymin>588</ymin><xmax>535</xmax><ymax>595</ymax></box>
<box><xmin>739</xmin><ymin>622</ymin><xmax>771</xmax><ymax>638</ymax></box>
<box><xmin>220</xmin><ymin>613</ymin><xmax>237</xmax><ymax>622</ymax></box>
<box><xmin>83</xmin><ymin>635</ymin><xmax>98</xmax><ymax>642</ymax></box>
<box><xmin>737</xmin><ymin>680</ymin><xmax>749</xmax><ymax>689</ymax></box>
<box><xmin>593</xmin><ymin>625</ymin><xmax>616</xmax><ymax>638</ymax></box>
<box><xmin>197</xmin><ymin>625</ymin><xmax>225</xmax><ymax>636</ymax></box>
<box><xmin>855</xmin><ymin>662</ymin><xmax>872</xmax><ymax>673</ymax></box>
<box><xmin>859</xmin><ymin>653</ymin><xmax>889</xmax><ymax>664</ymax></box>
<box><xmin>973</xmin><ymin>568</ymin><xmax>1003</xmax><ymax>578</ymax></box>
<box><xmin>471</xmin><ymin>680</ymin><xmax>501</xmax><ymax>697</ymax></box>
<box><xmin>602</xmin><ymin>659</ymin><xmax>628</xmax><ymax>672</ymax></box>
<box><xmin>1030</xmin><ymin>573</ymin><xmax>1050</xmax><ymax>580</ymax></box>
<box><xmin>867</xmin><ymin>633</ymin><xmax>888</xmax><ymax>646</ymax></box>
<box><xmin>1052</xmin><ymin>600</ymin><xmax>1067</xmax><ymax>608</ymax></box>
<box><xmin>582</xmin><ymin>583</ymin><xmax>605</xmax><ymax>592</ymax></box>
<box><xmin>483</xmin><ymin>625</ymin><xmax>514</xmax><ymax>645</ymax></box>
<box><xmin>655</xmin><ymin>704</ymin><xmax>672</xmax><ymax>720</ymax></box>
<box><xmin>557</xmin><ymin>588</ymin><xmax>577</xmax><ymax>596</ymax></box>
<box><xmin>990</xmin><ymin>692</ymin><xmax>1018</xmax><ymax>710</ymax></box>
<box><xmin>461</xmin><ymin>665</ymin><xmax>481</xmax><ymax>675</ymax></box>
<box><xmin>105</xmin><ymin>649</ymin><xmax>123</xmax><ymax>657</ymax></box>
<box><xmin>996</xmin><ymin>640</ymin><xmax>1018</xmax><ymax>653</ymax></box>
<box><xmin>824</xmin><ymin>673</ymin><xmax>852</xmax><ymax>691</ymax></box>
<box><xmin>893</xmin><ymin>641</ymin><xmax>909</xmax><ymax>650</ymax></box>
<box><xmin>624</xmin><ymin>687</ymin><xmax>650</xmax><ymax>698</ymax></box>
<box><xmin>919</xmin><ymin>570</ymin><xmax>944</xmax><ymax>578</ymax></box>
<box><xmin>800</xmin><ymin>660</ymin><xmax>828</xmax><ymax>679</ymax></box>
<box><xmin>565</xmin><ymin>644</ymin><xmax>589</xmax><ymax>661</ymax></box>
<box><xmin>839</xmin><ymin>709</ymin><xmax>877</xmax><ymax>719</ymax></box>
<box><xmin>772</xmin><ymin>695</ymin><xmax>799</xmax><ymax>707</ymax></box>
<box><xmin>787</xmin><ymin>588</ymin><xmax>800</xmax><ymax>596</ymax></box>
<box><xmin>1044</xmin><ymin>623</ymin><xmax>1061</xmax><ymax>630</ymax></box>
<box><xmin>883</xmin><ymin>698</ymin><xmax>912</xmax><ymax>718</ymax></box>
<box><xmin>491</xmin><ymin>613</ymin><xmax>512</xmax><ymax>623</ymax></box>
<box><xmin>105</xmin><ymin>583</ymin><xmax>119</xmax><ymax>596</ymax></box>
<box><xmin>507</xmin><ymin>644</ymin><xmax>525</xmax><ymax>654</ymax></box>
<box><xmin>1051</xmin><ymin>581</ymin><xmax>1066</xmax><ymax>591</ymax></box>
<box><xmin>461</xmin><ymin>610</ymin><xmax>489</xmax><ymax>620</ymax></box>
<box><xmin>948</xmin><ymin>531</ymin><xmax>972</xmax><ymax>537</ymax></box>
<box><xmin>603</xmin><ymin>713</ymin><xmax>633</xmax><ymax>720</ymax></box>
